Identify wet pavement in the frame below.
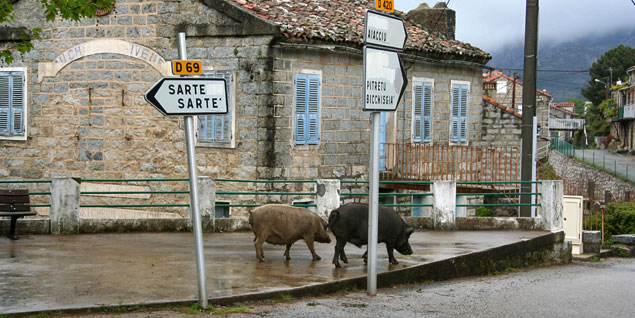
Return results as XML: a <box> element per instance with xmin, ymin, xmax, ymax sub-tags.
<box><xmin>0</xmin><ymin>230</ymin><xmax>546</xmax><ymax>315</ymax></box>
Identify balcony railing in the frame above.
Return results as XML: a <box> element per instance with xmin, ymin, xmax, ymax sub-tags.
<box><xmin>548</xmin><ymin>118</ymin><xmax>585</xmax><ymax>130</ymax></box>
<box><xmin>380</xmin><ymin>143</ymin><xmax>520</xmax><ymax>186</ymax></box>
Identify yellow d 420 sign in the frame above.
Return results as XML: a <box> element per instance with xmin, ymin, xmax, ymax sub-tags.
<box><xmin>172</xmin><ymin>60</ymin><xmax>202</xmax><ymax>75</ymax></box>
<box><xmin>375</xmin><ymin>0</ymin><xmax>394</xmax><ymax>12</ymax></box>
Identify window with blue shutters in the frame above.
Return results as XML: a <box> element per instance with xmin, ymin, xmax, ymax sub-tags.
<box><xmin>450</xmin><ymin>82</ymin><xmax>469</xmax><ymax>143</ymax></box>
<box><xmin>197</xmin><ymin>71</ymin><xmax>233</xmax><ymax>146</ymax></box>
<box><xmin>0</xmin><ymin>69</ymin><xmax>26</xmax><ymax>139</ymax></box>
<box><xmin>294</xmin><ymin>73</ymin><xmax>320</xmax><ymax>145</ymax></box>
<box><xmin>412</xmin><ymin>80</ymin><xmax>433</xmax><ymax>143</ymax></box>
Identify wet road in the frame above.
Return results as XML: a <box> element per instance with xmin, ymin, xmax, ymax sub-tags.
<box><xmin>0</xmin><ymin>230</ymin><xmax>545</xmax><ymax>314</ymax></box>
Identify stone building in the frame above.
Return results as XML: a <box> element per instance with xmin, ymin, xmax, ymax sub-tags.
<box><xmin>1</xmin><ymin>0</ymin><xmax>495</xmax><ymax>220</ymax></box>
<box><xmin>483</xmin><ymin>70</ymin><xmax>552</xmax><ymax>159</ymax></box>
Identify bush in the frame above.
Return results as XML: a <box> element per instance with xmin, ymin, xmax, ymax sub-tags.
<box><xmin>476</xmin><ymin>206</ymin><xmax>493</xmax><ymax>217</ymax></box>
<box><xmin>604</xmin><ymin>202</ymin><xmax>635</xmax><ymax>239</ymax></box>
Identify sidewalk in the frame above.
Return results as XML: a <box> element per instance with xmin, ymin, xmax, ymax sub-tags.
<box><xmin>571</xmin><ymin>148</ymin><xmax>635</xmax><ymax>182</ymax></box>
<box><xmin>0</xmin><ymin>230</ymin><xmax>548</xmax><ymax>315</ymax></box>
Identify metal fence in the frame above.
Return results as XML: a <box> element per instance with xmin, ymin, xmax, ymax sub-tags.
<box><xmin>551</xmin><ymin>138</ymin><xmax>634</xmax><ymax>183</ymax></box>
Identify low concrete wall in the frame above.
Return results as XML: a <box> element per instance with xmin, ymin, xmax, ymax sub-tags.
<box><xmin>1</xmin><ymin>179</ymin><xmax>563</xmax><ymax>235</ymax></box>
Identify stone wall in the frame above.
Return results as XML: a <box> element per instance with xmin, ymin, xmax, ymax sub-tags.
<box><xmin>1</xmin><ymin>0</ymin><xmax>279</xmax><ymax>217</ymax></box>
<box><xmin>479</xmin><ymin>101</ymin><xmax>523</xmax><ymax>147</ymax></box>
<box><xmin>548</xmin><ymin>150</ymin><xmax>635</xmax><ymax>200</ymax></box>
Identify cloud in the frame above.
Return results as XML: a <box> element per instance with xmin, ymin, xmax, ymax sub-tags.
<box><xmin>396</xmin><ymin>0</ymin><xmax>635</xmax><ymax>53</ymax></box>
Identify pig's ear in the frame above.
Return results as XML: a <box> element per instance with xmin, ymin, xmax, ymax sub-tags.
<box><xmin>406</xmin><ymin>227</ymin><xmax>414</xmax><ymax>236</ymax></box>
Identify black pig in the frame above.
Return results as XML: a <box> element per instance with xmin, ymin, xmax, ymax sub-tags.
<box><xmin>327</xmin><ymin>203</ymin><xmax>414</xmax><ymax>268</ymax></box>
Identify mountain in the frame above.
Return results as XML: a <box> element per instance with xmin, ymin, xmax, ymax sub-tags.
<box><xmin>487</xmin><ymin>28</ymin><xmax>635</xmax><ymax>102</ymax></box>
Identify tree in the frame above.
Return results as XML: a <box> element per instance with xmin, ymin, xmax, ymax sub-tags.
<box><xmin>1</xmin><ymin>0</ymin><xmax>116</xmax><ymax>64</ymax></box>
<box><xmin>581</xmin><ymin>45</ymin><xmax>635</xmax><ymax>106</ymax></box>
<box><xmin>567</xmin><ymin>98</ymin><xmax>586</xmax><ymax>116</ymax></box>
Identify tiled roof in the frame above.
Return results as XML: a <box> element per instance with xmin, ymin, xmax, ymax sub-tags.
<box><xmin>227</xmin><ymin>0</ymin><xmax>490</xmax><ymax>64</ymax></box>
<box><xmin>483</xmin><ymin>70</ymin><xmax>553</xmax><ymax>98</ymax></box>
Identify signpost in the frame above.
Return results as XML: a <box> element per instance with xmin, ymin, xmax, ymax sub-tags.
<box><xmin>144</xmin><ymin>33</ymin><xmax>219</xmax><ymax>308</ymax></box>
<box><xmin>144</xmin><ymin>78</ymin><xmax>228</xmax><ymax>116</ymax></box>
<box><xmin>363</xmin><ymin>47</ymin><xmax>407</xmax><ymax>111</ymax></box>
<box><xmin>363</xmin><ymin>9</ymin><xmax>407</xmax><ymax>296</ymax></box>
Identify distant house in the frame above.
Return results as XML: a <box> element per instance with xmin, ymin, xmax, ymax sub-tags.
<box><xmin>609</xmin><ymin>65</ymin><xmax>635</xmax><ymax>152</ymax></box>
<box><xmin>2</xmin><ymin>0</ymin><xmax>541</xmax><ymax>220</ymax></box>
<box><xmin>549</xmin><ymin>102</ymin><xmax>584</xmax><ymax>142</ymax></box>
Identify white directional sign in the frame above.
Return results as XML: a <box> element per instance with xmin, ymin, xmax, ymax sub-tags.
<box><xmin>144</xmin><ymin>77</ymin><xmax>228</xmax><ymax>116</ymax></box>
<box><xmin>363</xmin><ymin>47</ymin><xmax>407</xmax><ymax>111</ymax></box>
<box><xmin>364</xmin><ymin>10</ymin><xmax>407</xmax><ymax>51</ymax></box>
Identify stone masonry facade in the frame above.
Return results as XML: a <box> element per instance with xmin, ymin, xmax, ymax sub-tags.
<box><xmin>2</xmin><ymin>0</ymin><xmax>492</xmax><ymax>219</ymax></box>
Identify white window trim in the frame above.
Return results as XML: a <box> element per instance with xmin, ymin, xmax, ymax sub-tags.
<box><xmin>0</xmin><ymin>67</ymin><xmax>28</xmax><ymax>141</ymax></box>
<box><xmin>292</xmin><ymin>70</ymin><xmax>322</xmax><ymax>148</ymax></box>
<box><xmin>195</xmin><ymin>70</ymin><xmax>236</xmax><ymax>148</ymax></box>
<box><xmin>411</xmin><ymin>77</ymin><xmax>434</xmax><ymax>144</ymax></box>
<box><xmin>449</xmin><ymin>80</ymin><xmax>470</xmax><ymax>145</ymax></box>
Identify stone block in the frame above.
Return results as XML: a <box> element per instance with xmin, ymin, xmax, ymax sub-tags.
<box><xmin>612</xmin><ymin>234</ymin><xmax>635</xmax><ymax>245</ymax></box>
<box><xmin>582</xmin><ymin>230</ymin><xmax>602</xmax><ymax>254</ymax></box>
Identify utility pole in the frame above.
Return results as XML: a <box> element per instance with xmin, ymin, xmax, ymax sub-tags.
<box><xmin>511</xmin><ymin>72</ymin><xmax>518</xmax><ymax>109</ymax></box>
<box><xmin>520</xmin><ymin>0</ymin><xmax>539</xmax><ymax>217</ymax></box>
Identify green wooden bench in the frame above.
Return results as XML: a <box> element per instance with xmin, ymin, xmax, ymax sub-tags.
<box><xmin>0</xmin><ymin>189</ymin><xmax>37</xmax><ymax>240</ymax></box>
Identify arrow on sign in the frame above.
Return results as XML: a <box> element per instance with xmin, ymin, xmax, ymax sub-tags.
<box><xmin>144</xmin><ymin>77</ymin><xmax>228</xmax><ymax>116</ymax></box>
<box><xmin>363</xmin><ymin>47</ymin><xmax>408</xmax><ymax>111</ymax></box>
<box><xmin>364</xmin><ymin>10</ymin><xmax>407</xmax><ymax>51</ymax></box>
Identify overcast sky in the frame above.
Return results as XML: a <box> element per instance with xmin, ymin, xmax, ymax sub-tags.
<box><xmin>395</xmin><ymin>0</ymin><xmax>635</xmax><ymax>53</ymax></box>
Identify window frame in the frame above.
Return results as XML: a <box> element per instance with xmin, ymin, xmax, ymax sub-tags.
<box><xmin>293</xmin><ymin>72</ymin><xmax>321</xmax><ymax>146</ymax></box>
<box><xmin>411</xmin><ymin>78</ymin><xmax>434</xmax><ymax>143</ymax></box>
<box><xmin>0</xmin><ymin>67</ymin><xmax>28</xmax><ymax>141</ymax></box>
<box><xmin>450</xmin><ymin>80</ymin><xmax>470</xmax><ymax>144</ymax></box>
<box><xmin>195</xmin><ymin>70</ymin><xmax>235</xmax><ymax>148</ymax></box>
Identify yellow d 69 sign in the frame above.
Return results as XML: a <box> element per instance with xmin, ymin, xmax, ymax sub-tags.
<box><xmin>375</xmin><ymin>0</ymin><xmax>394</xmax><ymax>12</ymax></box>
<box><xmin>172</xmin><ymin>60</ymin><xmax>202</xmax><ymax>75</ymax></box>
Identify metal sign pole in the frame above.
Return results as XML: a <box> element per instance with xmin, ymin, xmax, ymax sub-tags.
<box><xmin>367</xmin><ymin>111</ymin><xmax>380</xmax><ymax>296</ymax></box>
<box><xmin>178</xmin><ymin>32</ymin><xmax>208</xmax><ymax>308</ymax></box>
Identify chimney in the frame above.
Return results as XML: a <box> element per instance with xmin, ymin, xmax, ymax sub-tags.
<box><xmin>406</xmin><ymin>2</ymin><xmax>456</xmax><ymax>40</ymax></box>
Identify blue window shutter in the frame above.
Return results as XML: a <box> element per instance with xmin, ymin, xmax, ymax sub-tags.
<box><xmin>451</xmin><ymin>83</ymin><xmax>468</xmax><ymax>143</ymax></box>
<box><xmin>459</xmin><ymin>85</ymin><xmax>468</xmax><ymax>142</ymax></box>
<box><xmin>412</xmin><ymin>82</ymin><xmax>423</xmax><ymax>142</ymax></box>
<box><xmin>294</xmin><ymin>73</ymin><xmax>320</xmax><ymax>145</ymax></box>
<box><xmin>422</xmin><ymin>82</ymin><xmax>432</xmax><ymax>142</ymax></box>
<box><xmin>11</xmin><ymin>74</ymin><xmax>24</xmax><ymax>134</ymax></box>
<box><xmin>451</xmin><ymin>85</ymin><xmax>460</xmax><ymax>142</ymax></box>
<box><xmin>294</xmin><ymin>74</ymin><xmax>308</xmax><ymax>144</ymax></box>
<box><xmin>0</xmin><ymin>74</ymin><xmax>10</xmax><ymax>134</ymax></box>
<box><xmin>0</xmin><ymin>72</ymin><xmax>25</xmax><ymax>136</ymax></box>
<box><xmin>307</xmin><ymin>75</ymin><xmax>320</xmax><ymax>145</ymax></box>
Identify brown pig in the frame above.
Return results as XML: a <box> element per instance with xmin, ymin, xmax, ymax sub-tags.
<box><xmin>249</xmin><ymin>204</ymin><xmax>331</xmax><ymax>262</ymax></box>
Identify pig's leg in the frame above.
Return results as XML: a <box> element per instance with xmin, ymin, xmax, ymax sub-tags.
<box><xmin>303</xmin><ymin>235</ymin><xmax>321</xmax><ymax>261</ymax></box>
<box><xmin>362</xmin><ymin>250</ymin><xmax>367</xmax><ymax>264</ymax></box>
<box><xmin>333</xmin><ymin>239</ymin><xmax>347</xmax><ymax>267</ymax></box>
<box><xmin>284</xmin><ymin>243</ymin><xmax>293</xmax><ymax>260</ymax></box>
<box><xmin>386</xmin><ymin>241</ymin><xmax>399</xmax><ymax>264</ymax></box>
<box><xmin>340</xmin><ymin>248</ymin><xmax>348</xmax><ymax>263</ymax></box>
<box><xmin>254</xmin><ymin>235</ymin><xmax>266</xmax><ymax>262</ymax></box>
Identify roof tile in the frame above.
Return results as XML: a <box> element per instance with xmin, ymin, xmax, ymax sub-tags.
<box><xmin>226</xmin><ymin>0</ymin><xmax>490</xmax><ymax>63</ymax></box>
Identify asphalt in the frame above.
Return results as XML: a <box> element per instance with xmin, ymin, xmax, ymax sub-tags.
<box><xmin>0</xmin><ymin>230</ymin><xmax>546</xmax><ymax>315</ymax></box>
